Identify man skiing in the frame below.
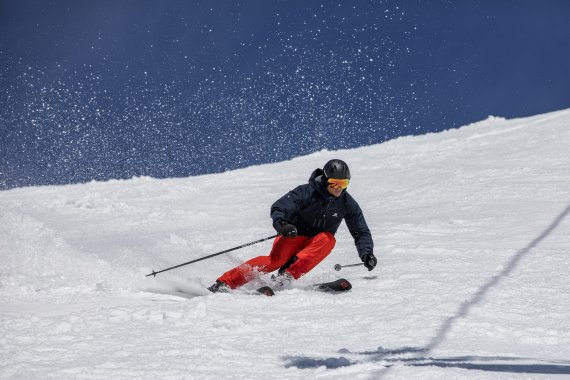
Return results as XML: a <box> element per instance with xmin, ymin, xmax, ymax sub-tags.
<box><xmin>208</xmin><ymin>159</ymin><xmax>376</xmax><ymax>293</ymax></box>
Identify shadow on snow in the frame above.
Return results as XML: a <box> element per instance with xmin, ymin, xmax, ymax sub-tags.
<box><xmin>283</xmin><ymin>202</ymin><xmax>570</xmax><ymax>374</ymax></box>
<box><xmin>285</xmin><ymin>349</ymin><xmax>570</xmax><ymax>375</ymax></box>
<box><xmin>284</xmin><ymin>350</ymin><xmax>570</xmax><ymax>375</ymax></box>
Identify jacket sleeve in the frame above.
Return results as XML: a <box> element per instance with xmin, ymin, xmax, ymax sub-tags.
<box><xmin>270</xmin><ymin>185</ymin><xmax>311</xmax><ymax>231</ymax></box>
<box><xmin>344</xmin><ymin>194</ymin><xmax>374</xmax><ymax>258</ymax></box>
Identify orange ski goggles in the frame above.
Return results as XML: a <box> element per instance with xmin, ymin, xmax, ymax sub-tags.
<box><xmin>327</xmin><ymin>178</ymin><xmax>350</xmax><ymax>189</ymax></box>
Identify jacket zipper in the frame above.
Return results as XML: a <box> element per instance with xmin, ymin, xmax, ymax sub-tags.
<box><xmin>313</xmin><ymin>198</ymin><xmax>334</xmax><ymax>228</ymax></box>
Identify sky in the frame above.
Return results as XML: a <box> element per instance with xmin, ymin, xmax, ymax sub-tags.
<box><xmin>1</xmin><ymin>0</ymin><xmax>569</xmax><ymax>189</ymax></box>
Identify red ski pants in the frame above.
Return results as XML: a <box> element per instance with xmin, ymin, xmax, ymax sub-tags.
<box><xmin>218</xmin><ymin>232</ymin><xmax>336</xmax><ymax>289</ymax></box>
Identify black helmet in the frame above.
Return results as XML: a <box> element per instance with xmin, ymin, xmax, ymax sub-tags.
<box><xmin>323</xmin><ymin>159</ymin><xmax>351</xmax><ymax>179</ymax></box>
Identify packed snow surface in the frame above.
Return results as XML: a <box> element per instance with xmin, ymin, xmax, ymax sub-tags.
<box><xmin>1</xmin><ymin>109</ymin><xmax>570</xmax><ymax>379</ymax></box>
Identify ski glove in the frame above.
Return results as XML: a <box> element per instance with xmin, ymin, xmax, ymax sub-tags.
<box><xmin>277</xmin><ymin>224</ymin><xmax>298</xmax><ymax>238</ymax></box>
<box><xmin>362</xmin><ymin>253</ymin><xmax>377</xmax><ymax>271</ymax></box>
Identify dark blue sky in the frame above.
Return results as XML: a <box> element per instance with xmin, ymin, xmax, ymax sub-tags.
<box><xmin>1</xmin><ymin>0</ymin><xmax>569</xmax><ymax>189</ymax></box>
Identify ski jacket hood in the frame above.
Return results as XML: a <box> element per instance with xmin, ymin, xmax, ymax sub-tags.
<box><xmin>308</xmin><ymin>168</ymin><xmax>332</xmax><ymax>199</ymax></box>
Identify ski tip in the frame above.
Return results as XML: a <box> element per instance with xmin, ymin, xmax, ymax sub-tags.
<box><xmin>336</xmin><ymin>278</ymin><xmax>352</xmax><ymax>291</ymax></box>
<box><xmin>257</xmin><ymin>286</ymin><xmax>275</xmax><ymax>296</ymax></box>
<box><xmin>316</xmin><ymin>278</ymin><xmax>352</xmax><ymax>292</ymax></box>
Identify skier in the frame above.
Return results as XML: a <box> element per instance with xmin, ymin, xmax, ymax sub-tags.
<box><xmin>208</xmin><ymin>159</ymin><xmax>376</xmax><ymax>293</ymax></box>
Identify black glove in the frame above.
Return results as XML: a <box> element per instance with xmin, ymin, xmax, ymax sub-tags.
<box><xmin>362</xmin><ymin>253</ymin><xmax>377</xmax><ymax>271</ymax></box>
<box><xmin>277</xmin><ymin>224</ymin><xmax>298</xmax><ymax>238</ymax></box>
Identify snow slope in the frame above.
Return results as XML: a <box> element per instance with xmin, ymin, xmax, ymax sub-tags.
<box><xmin>1</xmin><ymin>109</ymin><xmax>570</xmax><ymax>379</ymax></box>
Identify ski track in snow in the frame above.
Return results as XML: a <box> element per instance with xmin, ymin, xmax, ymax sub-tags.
<box><xmin>1</xmin><ymin>109</ymin><xmax>570</xmax><ymax>379</ymax></box>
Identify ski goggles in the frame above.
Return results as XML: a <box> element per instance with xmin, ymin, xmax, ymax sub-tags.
<box><xmin>327</xmin><ymin>178</ymin><xmax>350</xmax><ymax>189</ymax></box>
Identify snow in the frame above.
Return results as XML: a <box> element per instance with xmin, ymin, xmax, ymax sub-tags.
<box><xmin>1</xmin><ymin>109</ymin><xmax>570</xmax><ymax>379</ymax></box>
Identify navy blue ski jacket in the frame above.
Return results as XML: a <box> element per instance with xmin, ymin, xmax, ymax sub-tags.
<box><xmin>271</xmin><ymin>168</ymin><xmax>374</xmax><ymax>259</ymax></box>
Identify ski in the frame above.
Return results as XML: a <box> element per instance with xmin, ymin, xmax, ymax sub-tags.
<box><xmin>314</xmin><ymin>278</ymin><xmax>352</xmax><ymax>293</ymax></box>
<box><xmin>256</xmin><ymin>278</ymin><xmax>352</xmax><ymax>296</ymax></box>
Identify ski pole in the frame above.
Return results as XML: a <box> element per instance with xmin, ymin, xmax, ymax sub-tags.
<box><xmin>146</xmin><ymin>234</ymin><xmax>278</xmax><ymax>277</ymax></box>
<box><xmin>334</xmin><ymin>263</ymin><xmax>365</xmax><ymax>271</ymax></box>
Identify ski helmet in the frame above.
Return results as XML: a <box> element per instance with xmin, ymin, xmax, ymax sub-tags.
<box><xmin>323</xmin><ymin>159</ymin><xmax>351</xmax><ymax>179</ymax></box>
